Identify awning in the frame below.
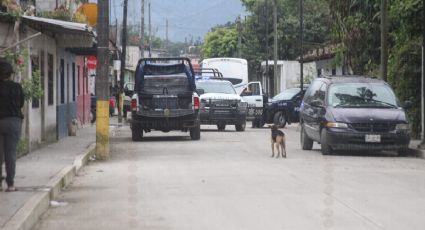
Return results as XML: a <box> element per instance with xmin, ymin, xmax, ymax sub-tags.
<box><xmin>22</xmin><ymin>16</ymin><xmax>94</xmax><ymax>48</ymax></box>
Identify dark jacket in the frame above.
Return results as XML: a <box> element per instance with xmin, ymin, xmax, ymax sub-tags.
<box><xmin>0</xmin><ymin>80</ymin><xmax>24</xmax><ymax>119</ymax></box>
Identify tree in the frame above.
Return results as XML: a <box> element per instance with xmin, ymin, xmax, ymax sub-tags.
<box><xmin>238</xmin><ymin>0</ymin><xmax>331</xmax><ymax>80</ymax></box>
<box><xmin>387</xmin><ymin>0</ymin><xmax>423</xmax><ymax>137</ymax></box>
<box><xmin>326</xmin><ymin>0</ymin><xmax>423</xmax><ymax>137</ymax></box>
<box><xmin>202</xmin><ymin>26</ymin><xmax>238</xmax><ymax>58</ymax></box>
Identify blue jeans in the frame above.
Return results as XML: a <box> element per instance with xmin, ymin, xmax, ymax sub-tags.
<box><xmin>0</xmin><ymin>117</ymin><xmax>22</xmax><ymax>187</ymax></box>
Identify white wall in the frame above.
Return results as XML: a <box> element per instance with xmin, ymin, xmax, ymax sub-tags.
<box><xmin>315</xmin><ymin>58</ymin><xmax>344</xmax><ymax>76</ymax></box>
<box><xmin>0</xmin><ymin>22</ymin><xmax>15</xmax><ymax>49</ymax></box>
<box><xmin>27</xmin><ymin>29</ymin><xmax>57</xmax><ymax>146</ymax></box>
<box><xmin>261</xmin><ymin>60</ymin><xmax>317</xmax><ymax>95</ymax></box>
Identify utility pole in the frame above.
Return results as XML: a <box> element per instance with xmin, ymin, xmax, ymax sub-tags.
<box><xmin>165</xmin><ymin>18</ymin><xmax>169</xmax><ymax>51</ymax></box>
<box><xmin>237</xmin><ymin>16</ymin><xmax>242</xmax><ymax>58</ymax></box>
<box><xmin>148</xmin><ymin>2</ymin><xmax>152</xmax><ymax>57</ymax></box>
<box><xmin>140</xmin><ymin>0</ymin><xmax>145</xmax><ymax>58</ymax></box>
<box><xmin>265</xmin><ymin>0</ymin><xmax>269</xmax><ymax>95</ymax></box>
<box><xmin>421</xmin><ymin>0</ymin><xmax>425</xmax><ymax>146</ymax></box>
<box><xmin>300</xmin><ymin>0</ymin><xmax>304</xmax><ymax>91</ymax></box>
<box><xmin>380</xmin><ymin>0</ymin><xmax>388</xmax><ymax>81</ymax></box>
<box><xmin>95</xmin><ymin>0</ymin><xmax>110</xmax><ymax>160</ymax></box>
<box><xmin>273</xmin><ymin>0</ymin><xmax>278</xmax><ymax>96</ymax></box>
<box><xmin>118</xmin><ymin>0</ymin><xmax>128</xmax><ymax>123</ymax></box>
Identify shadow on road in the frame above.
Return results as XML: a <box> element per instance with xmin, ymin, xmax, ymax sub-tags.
<box><xmin>310</xmin><ymin>149</ymin><xmax>417</xmax><ymax>158</ymax></box>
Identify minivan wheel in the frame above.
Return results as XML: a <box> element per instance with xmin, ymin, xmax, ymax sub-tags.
<box><xmin>274</xmin><ymin>112</ymin><xmax>287</xmax><ymax>128</ymax></box>
<box><xmin>131</xmin><ymin>124</ymin><xmax>143</xmax><ymax>141</ymax></box>
<box><xmin>320</xmin><ymin>129</ymin><xmax>333</xmax><ymax>155</ymax></box>
<box><xmin>190</xmin><ymin>123</ymin><xmax>201</xmax><ymax>140</ymax></box>
<box><xmin>300</xmin><ymin>125</ymin><xmax>313</xmax><ymax>150</ymax></box>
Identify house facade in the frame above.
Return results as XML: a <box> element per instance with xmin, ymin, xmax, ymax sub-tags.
<box><xmin>1</xmin><ymin>8</ymin><xmax>95</xmax><ymax>152</ymax></box>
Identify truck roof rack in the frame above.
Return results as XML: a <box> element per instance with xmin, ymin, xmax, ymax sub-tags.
<box><xmin>194</xmin><ymin>68</ymin><xmax>224</xmax><ymax>79</ymax></box>
<box><xmin>138</xmin><ymin>57</ymin><xmax>195</xmax><ymax>76</ymax></box>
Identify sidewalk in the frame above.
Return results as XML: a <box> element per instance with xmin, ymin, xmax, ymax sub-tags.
<box><xmin>0</xmin><ymin>125</ymin><xmax>96</xmax><ymax>230</ymax></box>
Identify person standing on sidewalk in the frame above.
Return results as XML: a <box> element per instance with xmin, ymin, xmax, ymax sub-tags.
<box><xmin>0</xmin><ymin>59</ymin><xmax>24</xmax><ymax>192</ymax></box>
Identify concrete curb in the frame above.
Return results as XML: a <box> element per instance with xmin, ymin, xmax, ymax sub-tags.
<box><xmin>1</xmin><ymin>144</ymin><xmax>96</xmax><ymax>230</ymax></box>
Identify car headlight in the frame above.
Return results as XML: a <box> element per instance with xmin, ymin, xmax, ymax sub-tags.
<box><xmin>396</xmin><ymin>123</ymin><xmax>410</xmax><ymax>130</ymax></box>
<box><xmin>326</xmin><ymin>122</ymin><xmax>348</xmax><ymax>128</ymax></box>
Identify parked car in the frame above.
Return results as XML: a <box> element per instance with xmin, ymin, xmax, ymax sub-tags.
<box><xmin>299</xmin><ymin>76</ymin><xmax>411</xmax><ymax>155</ymax></box>
<box><xmin>260</xmin><ymin>87</ymin><xmax>306</xmax><ymax>128</ymax></box>
<box><xmin>123</xmin><ymin>82</ymin><xmax>135</xmax><ymax>118</ymax></box>
<box><xmin>130</xmin><ymin>57</ymin><xmax>200</xmax><ymax>141</ymax></box>
<box><xmin>196</xmin><ymin>79</ymin><xmax>247</xmax><ymax>131</ymax></box>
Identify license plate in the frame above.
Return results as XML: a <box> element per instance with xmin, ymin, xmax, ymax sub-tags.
<box><xmin>365</xmin><ymin>134</ymin><xmax>381</xmax><ymax>143</ymax></box>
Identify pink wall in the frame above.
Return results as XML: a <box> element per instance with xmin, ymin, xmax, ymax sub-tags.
<box><xmin>76</xmin><ymin>56</ymin><xmax>91</xmax><ymax>124</ymax></box>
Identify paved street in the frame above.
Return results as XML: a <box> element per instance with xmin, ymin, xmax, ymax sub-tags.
<box><xmin>33</xmin><ymin>123</ymin><xmax>425</xmax><ymax>230</ymax></box>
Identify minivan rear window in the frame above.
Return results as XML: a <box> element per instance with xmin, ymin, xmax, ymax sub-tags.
<box><xmin>328</xmin><ymin>83</ymin><xmax>398</xmax><ymax>108</ymax></box>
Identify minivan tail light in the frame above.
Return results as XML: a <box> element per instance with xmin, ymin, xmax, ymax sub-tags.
<box><xmin>131</xmin><ymin>98</ymin><xmax>138</xmax><ymax>111</ymax></box>
<box><xmin>193</xmin><ymin>96</ymin><xmax>200</xmax><ymax>110</ymax></box>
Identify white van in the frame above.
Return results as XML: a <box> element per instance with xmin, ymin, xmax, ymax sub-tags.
<box><xmin>201</xmin><ymin>58</ymin><xmax>248</xmax><ymax>85</ymax></box>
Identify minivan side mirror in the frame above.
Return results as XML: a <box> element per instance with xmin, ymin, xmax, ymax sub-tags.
<box><xmin>310</xmin><ymin>100</ymin><xmax>324</xmax><ymax>108</ymax></box>
<box><xmin>403</xmin><ymin>100</ymin><xmax>413</xmax><ymax>109</ymax></box>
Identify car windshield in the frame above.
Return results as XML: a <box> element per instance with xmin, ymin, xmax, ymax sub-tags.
<box><xmin>273</xmin><ymin>88</ymin><xmax>300</xmax><ymax>100</ymax></box>
<box><xmin>196</xmin><ymin>81</ymin><xmax>236</xmax><ymax>94</ymax></box>
<box><xmin>328</xmin><ymin>83</ymin><xmax>398</xmax><ymax>108</ymax></box>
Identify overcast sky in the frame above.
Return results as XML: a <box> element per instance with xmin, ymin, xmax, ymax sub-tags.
<box><xmin>109</xmin><ymin>0</ymin><xmax>246</xmax><ymax>42</ymax></box>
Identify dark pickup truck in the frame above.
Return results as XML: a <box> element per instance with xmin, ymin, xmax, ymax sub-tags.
<box><xmin>130</xmin><ymin>58</ymin><xmax>201</xmax><ymax>141</ymax></box>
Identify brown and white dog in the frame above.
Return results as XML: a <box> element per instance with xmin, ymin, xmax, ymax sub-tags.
<box><xmin>270</xmin><ymin>125</ymin><xmax>286</xmax><ymax>158</ymax></box>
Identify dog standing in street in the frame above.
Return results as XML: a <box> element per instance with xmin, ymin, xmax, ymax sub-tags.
<box><xmin>270</xmin><ymin>125</ymin><xmax>286</xmax><ymax>158</ymax></box>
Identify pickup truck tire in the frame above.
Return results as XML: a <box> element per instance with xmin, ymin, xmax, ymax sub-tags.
<box><xmin>273</xmin><ymin>112</ymin><xmax>287</xmax><ymax>128</ymax></box>
<box><xmin>131</xmin><ymin>124</ymin><xmax>143</xmax><ymax>141</ymax></box>
<box><xmin>235</xmin><ymin>122</ymin><xmax>246</xmax><ymax>132</ymax></box>
<box><xmin>300</xmin><ymin>124</ymin><xmax>313</xmax><ymax>150</ymax></box>
<box><xmin>190</xmin><ymin>123</ymin><xmax>201</xmax><ymax>140</ymax></box>
<box><xmin>320</xmin><ymin>129</ymin><xmax>333</xmax><ymax>155</ymax></box>
<box><xmin>217</xmin><ymin>124</ymin><xmax>226</xmax><ymax>131</ymax></box>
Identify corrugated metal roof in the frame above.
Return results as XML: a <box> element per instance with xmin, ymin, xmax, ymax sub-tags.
<box><xmin>22</xmin><ymin>16</ymin><xmax>92</xmax><ymax>33</ymax></box>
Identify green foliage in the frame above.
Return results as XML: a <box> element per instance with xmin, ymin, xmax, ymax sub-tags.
<box><xmin>22</xmin><ymin>70</ymin><xmax>43</xmax><ymax>102</ymax></box>
<box><xmin>202</xmin><ymin>27</ymin><xmax>238</xmax><ymax>58</ymax></box>
<box><xmin>326</xmin><ymin>0</ymin><xmax>381</xmax><ymax>75</ymax></box>
<box><xmin>237</xmin><ymin>0</ymin><xmax>331</xmax><ymax>80</ymax></box>
<box><xmin>2</xmin><ymin>49</ymin><xmax>28</xmax><ymax>73</ymax></box>
<box><xmin>36</xmin><ymin>5</ymin><xmax>87</xmax><ymax>23</ymax></box>
<box><xmin>388</xmin><ymin>38</ymin><xmax>422</xmax><ymax>137</ymax></box>
<box><xmin>17</xmin><ymin>138</ymin><xmax>29</xmax><ymax>157</ymax></box>
<box><xmin>387</xmin><ymin>0</ymin><xmax>423</xmax><ymax>138</ymax></box>
<box><xmin>328</xmin><ymin>0</ymin><xmax>423</xmax><ymax>137</ymax></box>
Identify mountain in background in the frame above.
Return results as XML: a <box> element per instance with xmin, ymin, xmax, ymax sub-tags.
<box><xmin>111</xmin><ymin>0</ymin><xmax>246</xmax><ymax>42</ymax></box>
